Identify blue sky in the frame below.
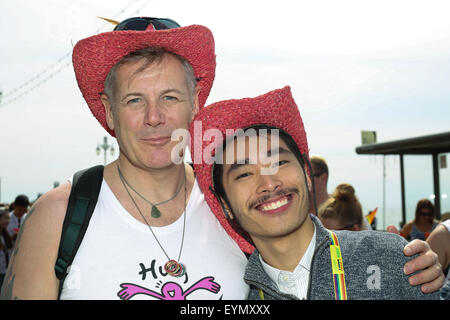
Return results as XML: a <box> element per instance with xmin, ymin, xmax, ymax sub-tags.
<box><xmin>1</xmin><ymin>0</ymin><xmax>450</xmax><ymax>229</ymax></box>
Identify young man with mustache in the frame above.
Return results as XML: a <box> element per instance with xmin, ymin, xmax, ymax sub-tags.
<box><xmin>192</xmin><ymin>86</ymin><xmax>441</xmax><ymax>299</ymax></box>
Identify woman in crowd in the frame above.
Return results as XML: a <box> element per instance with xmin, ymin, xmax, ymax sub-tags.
<box><xmin>318</xmin><ymin>183</ymin><xmax>367</xmax><ymax>231</ymax></box>
<box><xmin>400</xmin><ymin>199</ymin><xmax>439</xmax><ymax>241</ymax></box>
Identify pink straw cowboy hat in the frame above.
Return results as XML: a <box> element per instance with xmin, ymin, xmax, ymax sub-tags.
<box><xmin>190</xmin><ymin>86</ymin><xmax>310</xmax><ymax>254</ymax></box>
<box><xmin>72</xmin><ymin>17</ymin><xmax>216</xmax><ymax>136</ymax></box>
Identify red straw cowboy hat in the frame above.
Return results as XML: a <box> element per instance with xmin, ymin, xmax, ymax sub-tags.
<box><xmin>72</xmin><ymin>18</ymin><xmax>216</xmax><ymax>136</ymax></box>
<box><xmin>190</xmin><ymin>86</ymin><xmax>310</xmax><ymax>254</ymax></box>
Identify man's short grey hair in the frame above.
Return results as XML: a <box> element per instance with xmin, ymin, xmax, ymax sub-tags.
<box><xmin>103</xmin><ymin>47</ymin><xmax>197</xmax><ymax>109</ymax></box>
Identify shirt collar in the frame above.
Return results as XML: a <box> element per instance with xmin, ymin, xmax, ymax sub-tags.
<box><xmin>259</xmin><ymin>223</ymin><xmax>316</xmax><ymax>286</ymax></box>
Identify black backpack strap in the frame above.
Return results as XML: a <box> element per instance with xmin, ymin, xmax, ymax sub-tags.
<box><xmin>55</xmin><ymin>165</ymin><xmax>104</xmax><ymax>295</ymax></box>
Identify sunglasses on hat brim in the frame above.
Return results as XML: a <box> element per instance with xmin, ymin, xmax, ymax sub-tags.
<box><xmin>114</xmin><ymin>17</ymin><xmax>181</xmax><ymax>31</ymax></box>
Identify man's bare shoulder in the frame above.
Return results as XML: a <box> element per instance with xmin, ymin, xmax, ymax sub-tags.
<box><xmin>34</xmin><ymin>182</ymin><xmax>71</xmax><ymax>216</ymax></box>
<box><xmin>18</xmin><ymin>181</ymin><xmax>72</xmax><ymax>254</ymax></box>
<box><xmin>26</xmin><ymin>182</ymin><xmax>71</xmax><ymax>230</ymax></box>
<box><xmin>0</xmin><ymin>182</ymin><xmax>72</xmax><ymax>299</ymax></box>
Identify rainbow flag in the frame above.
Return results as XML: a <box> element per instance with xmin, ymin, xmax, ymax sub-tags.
<box><xmin>366</xmin><ymin>207</ymin><xmax>378</xmax><ymax>225</ymax></box>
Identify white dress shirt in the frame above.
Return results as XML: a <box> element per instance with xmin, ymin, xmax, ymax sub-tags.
<box><xmin>259</xmin><ymin>225</ymin><xmax>316</xmax><ymax>299</ymax></box>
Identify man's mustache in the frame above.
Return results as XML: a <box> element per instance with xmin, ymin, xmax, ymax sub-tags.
<box><xmin>249</xmin><ymin>188</ymin><xmax>299</xmax><ymax>209</ymax></box>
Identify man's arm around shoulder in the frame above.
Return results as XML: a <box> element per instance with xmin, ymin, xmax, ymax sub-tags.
<box><xmin>0</xmin><ymin>183</ymin><xmax>70</xmax><ymax>300</ymax></box>
<box><xmin>374</xmin><ymin>232</ymin><xmax>440</xmax><ymax>300</ymax></box>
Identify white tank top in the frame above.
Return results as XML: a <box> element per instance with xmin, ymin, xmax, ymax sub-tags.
<box><xmin>59</xmin><ymin>179</ymin><xmax>249</xmax><ymax>300</ymax></box>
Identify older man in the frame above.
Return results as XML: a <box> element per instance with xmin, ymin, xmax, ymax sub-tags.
<box><xmin>1</xmin><ymin>17</ymin><xmax>247</xmax><ymax>300</ymax></box>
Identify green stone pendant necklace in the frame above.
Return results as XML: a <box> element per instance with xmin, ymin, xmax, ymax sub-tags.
<box><xmin>118</xmin><ymin>164</ymin><xmax>188</xmax><ymax>277</ymax></box>
<box><xmin>117</xmin><ymin>165</ymin><xmax>186</xmax><ymax>219</ymax></box>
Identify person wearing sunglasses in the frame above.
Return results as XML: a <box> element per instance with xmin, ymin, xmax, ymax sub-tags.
<box><xmin>0</xmin><ymin>17</ymin><xmax>444</xmax><ymax>300</ymax></box>
<box><xmin>401</xmin><ymin>199</ymin><xmax>440</xmax><ymax>241</ymax></box>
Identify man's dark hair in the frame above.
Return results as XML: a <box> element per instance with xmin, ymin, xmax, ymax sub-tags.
<box><xmin>14</xmin><ymin>194</ymin><xmax>30</xmax><ymax>207</ymax></box>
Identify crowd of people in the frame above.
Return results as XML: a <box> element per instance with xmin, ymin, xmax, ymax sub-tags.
<box><xmin>0</xmin><ymin>16</ymin><xmax>448</xmax><ymax>301</ymax></box>
<box><xmin>308</xmin><ymin>155</ymin><xmax>450</xmax><ymax>299</ymax></box>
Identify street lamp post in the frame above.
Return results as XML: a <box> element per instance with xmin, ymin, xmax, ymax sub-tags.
<box><xmin>96</xmin><ymin>136</ymin><xmax>115</xmax><ymax>165</ymax></box>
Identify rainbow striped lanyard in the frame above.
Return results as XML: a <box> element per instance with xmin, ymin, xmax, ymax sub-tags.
<box><xmin>258</xmin><ymin>230</ymin><xmax>348</xmax><ymax>300</ymax></box>
<box><xmin>328</xmin><ymin>230</ymin><xmax>348</xmax><ymax>300</ymax></box>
